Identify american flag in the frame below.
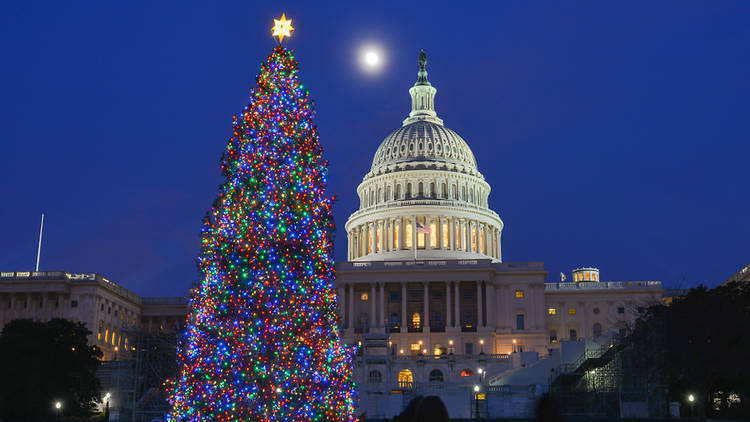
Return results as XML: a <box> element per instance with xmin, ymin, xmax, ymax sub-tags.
<box><xmin>415</xmin><ymin>222</ymin><xmax>430</xmax><ymax>234</ymax></box>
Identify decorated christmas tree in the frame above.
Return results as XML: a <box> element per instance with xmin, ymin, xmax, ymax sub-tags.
<box><xmin>167</xmin><ymin>15</ymin><xmax>356</xmax><ymax>422</ymax></box>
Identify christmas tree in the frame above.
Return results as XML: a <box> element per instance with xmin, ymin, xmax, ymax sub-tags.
<box><xmin>168</xmin><ymin>16</ymin><xmax>356</xmax><ymax>422</ymax></box>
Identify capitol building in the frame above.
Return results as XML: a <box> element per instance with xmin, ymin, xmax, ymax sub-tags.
<box><xmin>334</xmin><ymin>52</ymin><xmax>663</xmax><ymax>418</ymax></box>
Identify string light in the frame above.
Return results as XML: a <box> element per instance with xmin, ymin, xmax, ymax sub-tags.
<box><xmin>166</xmin><ymin>45</ymin><xmax>356</xmax><ymax>422</ymax></box>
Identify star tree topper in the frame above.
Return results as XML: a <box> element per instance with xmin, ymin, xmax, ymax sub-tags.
<box><xmin>272</xmin><ymin>13</ymin><xmax>294</xmax><ymax>44</ymax></box>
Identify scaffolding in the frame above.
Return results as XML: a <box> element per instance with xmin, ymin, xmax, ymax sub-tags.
<box><xmin>106</xmin><ymin>328</ymin><xmax>179</xmax><ymax>421</ymax></box>
<box><xmin>550</xmin><ymin>343</ymin><xmax>668</xmax><ymax>418</ymax></box>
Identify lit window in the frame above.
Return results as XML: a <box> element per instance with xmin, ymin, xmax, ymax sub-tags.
<box><xmin>367</xmin><ymin>230</ymin><xmax>372</xmax><ymax>254</ymax></box>
<box><xmin>568</xmin><ymin>308</ymin><xmax>577</xmax><ymax>315</ymax></box>
<box><xmin>515</xmin><ymin>290</ymin><xmax>524</xmax><ymax>298</ymax></box>
<box><xmin>430</xmin><ymin>222</ymin><xmax>438</xmax><ymax>248</ymax></box>
<box><xmin>548</xmin><ymin>307</ymin><xmax>557</xmax><ymax>315</ymax></box>
<box><xmin>393</xmin><ymin>224</ymin><xmax>400</xmax><ymax>249</ymax></box>
<box><xmin>360</xmin><ymin>292</ymin><xmax>369</xmax><ymax>301</ymax></box>
<box><xmin>405</xmin><ymin>222</ymin><xmax>413</xmax><ymax>248</ymax></box>
<box><xmin>411</xmin><ymin>312</ymin><xmax>421</xmax><ymax>330</ymax></box>
<box><xmin>417</xmin><ymin>218</ymin><xmax>426</xmax><ymax>249</ymax></box>
<box><xmin>410</xmin><ymin>343</ymin><xmax>421</xmax><ymax>352</ymax></box>
<box><xmin>398</xmin><ymin>369</ymin><xmax>413</xmax><ymax>386</ymax></box>
<box><xmin>376</xmin><ymin>227</ymin><xmax>381</xmax><ymax>252</ymax></box>
<box><xmin>460</xmin><ymin>368</ymin><xmax>474</xmax><ymax>377</ymax></box>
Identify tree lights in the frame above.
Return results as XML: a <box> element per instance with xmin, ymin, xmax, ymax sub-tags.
<box><xmin>167</xmin><ymin>43</ymin><xmax>356</xmax><ymax>421</ymax></box>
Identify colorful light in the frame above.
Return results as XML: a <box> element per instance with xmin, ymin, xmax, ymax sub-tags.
<box><xmin>166</xmin><ymin>45</ymin><xmax>356</xmax><ymax>421</ymax></box>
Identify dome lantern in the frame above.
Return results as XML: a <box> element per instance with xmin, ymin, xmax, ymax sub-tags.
<box><xmin>404</xmin><ymin>50</ymin><xmax>443</xmax><ymax>126</ymax></box>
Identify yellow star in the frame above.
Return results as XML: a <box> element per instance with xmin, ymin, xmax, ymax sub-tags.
<box><xmin>272</xmin><ymin>13</ymin><xmax>294</xmax><ymax>44</ymax></box>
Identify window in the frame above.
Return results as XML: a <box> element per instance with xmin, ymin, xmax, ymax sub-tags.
<box><xmin>360</xmin><ymin>292</ymin><xmax>369</xmax><ymax>301</ymax></box>
<box><xmin>398</xmin><ymin>369</ymin><xmax>413</xmax><ymax>386</ymax></box>
<box><xmin>568</xmin><ymin>307</ymin><xmax>577</xmax><ymax>315</ymax></box>
<box><xmin>465</xmin><ymin>343</ymin><xmax>474</xmax><ymax>355</ymax></box>
<box><xmin>393</xmin><ymin>224</ymin><xmax>400</xmax><ymax>249</ymax></box>
<box><xmin>368</xmin><ymin>370</ymin><xmax>382</xmax><ymax>383</ymax></box>
<box><xmin>550</xmin><ymin>330</ymin><xmax>558</xmax><ymax>343</ymax></box>
<box><xmin>405</xmin><ymin>222</ymin><xmax>413</xmax><ymax>248</ymax></box>
<box><xmin>430</xmin><ymin>221</ymin><xmax>438</xmax><ymax>248</ymax></box>
<box><xmin>569</xmin><ymin>329</ymin><xmax>577</xmax><ymax>341</ymax></box>
<box><xmin>411</xmin><ymin>312</ymin><xmax>421</xmax><ymax>330</ymax></box>
<box><xmin>516</xmin><ymin>314</ymin><xmax>525</xmax><ymax>330</ymax></box>
<box><xmin>71</xmin><ymin>300</ymin><xmax>78</xmax><ymax>308</ymax></box>
<box><xmin>410</xmin><ymin>343</ymin><xmax>421</xmax><ymax>352</ymax></box>
<box><xmin>617</xmin><ymin>307</ymin><xmax>625</xmax><ymax>314</ymax></box>
<box><xmin>367</xmin><ymin>230</ymin><xmax>372</xmax><ymax>254</ymax></box>
<box><xmin>390</xmin><ymin>292</ymin><xmax>400</xmax><ymax>301</ymax></box>
<box><xmin>471</xmin><ymin>226</ymin><xmax>477</xmax><ymax>252</ymax></box>
<box><xmin>442</xmin><ymin>221</ymin><xmax>449</xmax><ymax>248</ymax></box>
<box><xmin>548</xmin><ymin>307</ymin><xmax>557</xmax><ymax>315</ymax></box>
<box><xmin>433</xmin><ymin>343</ymin><xmax>446</xmax><ymax>356</ymax></box>
<box><xmin>515</xmin><ymin>290</ymin><xmax>524</xmax><ymax>298</ymax></box>
<box><xmin>429</xmin><ymin>369</ymin><xmax>444</xmax><ymax>382</ymax></box>
<box><xmin>460</xmin><ymin>368</ymin><xmax>474</xmax><ymax>377</ymax></box>
<box><xmin>593</xmin><ymin>323</ymin><xmax>602</xmax><ymax>338</ymax></box>
<box><xmin>376</xmin><ymin>227</ymin><xmax>381</xmax><ymax>252</ymax></box>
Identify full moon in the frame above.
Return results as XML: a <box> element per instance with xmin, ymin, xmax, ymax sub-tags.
<box><xmin>364</xmin><ymin>51</ymin><xmax>379</xmax><ymax>66</ymax></box>
<box><xmin>359</xmin><ymin>46</ymin><xmax>385</xmax><ymax>73</ymax></box>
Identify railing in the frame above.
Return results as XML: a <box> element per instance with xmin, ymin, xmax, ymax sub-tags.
<box><xmin>348</xmin><ymin>199</ymin><xmax>501</xmax><ymax>220</ymax></box>
<box><xmin>545</xmin><ymin>281</ymin><xmax>662</xmax><ymax>291</ymax></box>
<box><xmin>339</xmin><ymin>260</ymin><xmax>544</xmax><ymax>271</ymax></box>
<box><xmin>390</xmin><ymin>353</ymin><xmax>509</xmax><ymax>361</ymax></box>
<box><xmin>142</xmin><ymin>297</ymin><xmax>188</xmax><ymax>306</ymax></box>
<box><xmin>0</xmin><ymin>270</ymin><xmax>144</xmax><ymax>303</ymax></box>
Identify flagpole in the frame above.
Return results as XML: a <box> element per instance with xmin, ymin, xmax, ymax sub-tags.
<box><xmin>35</xmin><ymin>213</ymin><xmax>44</xmax><ymax>271</ymax></box>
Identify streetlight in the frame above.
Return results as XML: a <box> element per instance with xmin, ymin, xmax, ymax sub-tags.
<box><xmin>54</xmin><ymin>401</ymin><xmax>62</xmax><ymax>421</ymax></box>
<box><xmin>688</xmin><ymin>394</ymin><xmax>695</xmax><ymax>418</ymax></box>
<box><xmin>473</xmin><ymin>385</ymin><xmax>481</xmax><ymax>418</ymax></box>
<box><xmin>104</xmin><ymin>392</ymin><xmax>111</xmax><ymax>421</ymax></box>
<box><xmin>512</xmin><ymin>338</ymin><xmax>517</xmax><ymax>353</ymax></box>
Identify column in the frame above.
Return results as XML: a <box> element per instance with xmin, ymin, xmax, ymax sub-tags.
<box><xmin>446</xmin><ymin>282</ymin><xmax>452</xmax><ymax>329</ymax></box>
<box><xmin>337</xmin><ymin>287</ymin><xmax>345</xmax><ymax>318</ymax></box>
<box><xmin>423</xmin><ymin>283</ymin><xmax>430</xmax><ymax>332</ymax></box>
<box><xmin>348</xmin><ymin>283</ymin><xmax>354</xmax><ymax>330</ymax></box>
<box><xmin>411</xmin><ymin>215</ymin><xmax>417</xmax><ymax>252</ymax></box>
<box><xmin>477</xmin><ymin>281</ymin><xmax>483</xmax><ymax>329</ymax></box>
<box><xmin>438</xmin><ymin>216</ymin><xmax>443</xmax><ymax>249</ymax></box>
<box><xmin>400</xmin><ymin>217</ymin><xmax>405</xmax><ymax>250</ymax></box>
<box><xmin>454</xmin><ymin>283</ymin><xmax>460</xmax><ymax>330</ymax></box>
<box><xmin>401</xmin><ymin>282</ymin><xmax>407</xmax><ymax>333</ymax></box>
<box><xmin>486</xmin><ymin>283</ymin><xmax>495</xmax><ymax>331</ymax></box>
<box><xmin>370</xmin><ymin>284</ymin><xmax>376</xmax><ymax>332</ymax></box>
<box><xmin>379</xmin><ymin>283</ymin><xmax>386</xmax><ymax>329</ymax></box>
<box><xmin>370</xmin><ymin>223</ymin><xmax>376</xmax><ymax>255</ymax></box>
<box><xmin>449</xmin><ymin>217</ymin><xmax>455</xmax><ymax>251</ymax></box>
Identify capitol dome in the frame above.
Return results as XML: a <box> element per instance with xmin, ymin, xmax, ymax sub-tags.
<box><xmin>371</xmin><ymin>121</ymin><xmax>477</xmax><ymax>172</ymax></box>
<box><xmin>345</xmin><ymin>51</ymin><xmax>504</xmax><ymax>263</ymax></box>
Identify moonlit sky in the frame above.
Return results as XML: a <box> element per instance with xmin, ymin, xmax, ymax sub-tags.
<box><xmin>2</xmin><ymin>2</ymin><xmax>749</xmax><ymax>297</ymax></box>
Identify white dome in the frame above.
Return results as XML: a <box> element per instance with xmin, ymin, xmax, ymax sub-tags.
<box><xmin>371</xmin><ymin>121</ymin><xmax>477</xmax><ymax>172</ymax></box>
<box><xmin>345</xmin><ymin>51</ymin><xmax>504</xmax><ymax>263</ymax></box>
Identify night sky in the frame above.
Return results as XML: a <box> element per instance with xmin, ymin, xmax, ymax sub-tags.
<box><xmin>2</xmin><ymin>2</ymin><xmax>749</xmax><ymax>297</ymax></box>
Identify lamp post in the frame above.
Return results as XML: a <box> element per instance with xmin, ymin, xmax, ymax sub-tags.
<box><xmin>54</xmin><ymin>401</ymin><xmax>62</xmax><ymax>421</ymax></box>
<box><xmin>688</xmin><ymin>394</ymin><xmax>695</xmax><ymax>418</ymax></box>
<box><xmin>104</xmin><ymin>392</ymin><xmax>111</xmax><ymax>421</ymax></box>
<box><xmin>473</xmin><ymin>385</ymin><xmax>481</xmax><ymax>419</ymax></box>
<box><xmin>512</xmin><ymin>338</ymin><xmax>517</xmax><ymax>353</ymax></box>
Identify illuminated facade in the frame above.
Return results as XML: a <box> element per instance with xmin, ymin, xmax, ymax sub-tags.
<box><xmin>0</xmin><ymin>271</ymin><xmax>186</xmax><ymax>360</ymax></box>
<box><xmin>335</xmin><ymin>53</ymin><xmax>663</xmax><ymax>418</ymax></box>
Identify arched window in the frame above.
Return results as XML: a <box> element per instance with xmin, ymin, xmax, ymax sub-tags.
<box><xmin>377</xmin><ymin>187</ymin><xmax>382</xmax><ymax>203</ymax></box>
<box><xmin>429</xmin><ymin>369</ymin><xmax>444</xmax><ymax>382</ymax></box>
<box><xmin>406</xmin><ymin>183</ymin><xmax>412</xmax><ymax>198</ymax></box>
<box><xmin>442</xmin><ymin>183</ymin><xmax>447</xmax><ymax>198</ymax></box>
<box><xmin>398</xmin><ymin>369</ymin><xmax>413</xmax><ymax>387</ymax></box>
<box><xmin>418</xmin><ymin>182</ymin><xmax>424</xmax><ymax>197</ymax></box>
<box><xmin>451</xmin><ymin>184</ymin><xmax>457</xmax><ymax>199</ymax></box>
<box><xmin>460</xmin><ymin>368</ymin><xmax>474</xmax><ymax>377</ymax></box>
<box><xmin>368</xmin><ymin>370</ymin><xmax>382</xmax><ymax>383</ymax></box>
<box><xmin>386</xmin><ymin>185</ymin><xmax>392</xmax><ymax>201</ymax></box>
<box><xmin>395</xmin><ymin>184</ymin><xmax>402</xmax><ymax>200</ymax></box>
<box><xmin>593</xmin><ymin>323</ymin><xmax>602</xmax><ymax>338</ymax></box>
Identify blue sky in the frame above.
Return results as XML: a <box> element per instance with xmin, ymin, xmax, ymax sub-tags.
<box><xmin>1</xmin><ymin>1</ymin><xmax>748</xmax><ymax>296</ymax></box>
